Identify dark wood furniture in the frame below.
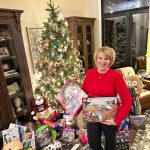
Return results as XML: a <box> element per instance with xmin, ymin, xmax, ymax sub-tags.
<box><xmin>0</xmin><ymin>8</ymin><xmax>34</xmax><ymax>130</ymax></box>
<box><xmin>65</xmin><ymin>16</ymin><xmax>96</xmax><ymax>71</ymax></box>
<box><xmin>142</xmin><ymin>78</ymin><xmax>150</xmax><ymax>89</ymax></box>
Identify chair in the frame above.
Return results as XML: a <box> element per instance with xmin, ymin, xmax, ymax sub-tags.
<box><xmin>136</xmin><ymin>56</ymin><xmax>146</xmax><ymax>71</ymax></box>
<box><xmin>116</xmin><ymin>67</ymin><xmax>150</xmax><ymax>110</ymax></box>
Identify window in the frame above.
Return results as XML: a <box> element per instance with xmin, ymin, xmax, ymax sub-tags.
<box><xmin>103</xmin><ymin>0</ymin><xmax>149</xmax><ymax>13</ymax></box>
<box><xmin>102</xmin><ymin>0</ymin><xmax>149</xmax><ymax>70</ymax></box>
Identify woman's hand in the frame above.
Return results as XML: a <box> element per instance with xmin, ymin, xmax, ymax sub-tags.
<box><xmin>101</xmin><ymin>120</ymin><xmax>117</xmax><ymax>125</ymax></box>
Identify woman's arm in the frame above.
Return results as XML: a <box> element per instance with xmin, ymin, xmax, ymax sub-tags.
<box><xmin>82</xmin><ymin>71</ymin><xmax>90</xmax><ymax>95</ymax></box>
<box><xmin>114</xmin><ymin>73</ymin><xmax>132</xmax><ymax>125</ymax></box>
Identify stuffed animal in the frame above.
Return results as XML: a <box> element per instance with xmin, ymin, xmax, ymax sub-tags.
<box><xmin>125</xmin><ymin>75</ymin><xmax>143</xmax><ymax>95</ymax></box>
<box><xmin>31</xmin><ymin>95</ymin><xmax>51</xmax><ymax>120</ymax></box>
<box><xmin>125</xmin><ymin>75</ymin><xmax>143</xmax><ymax>115</ymax></box>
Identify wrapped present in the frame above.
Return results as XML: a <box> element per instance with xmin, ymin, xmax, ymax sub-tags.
<box><xmin>116</xmin><ymin>128</ymin><xmax>129</xmax><ymax>150</ymax></box>
<box><xmin>62</xmin><ymin>128</ymin><xmax>75</xmax><ymax>143</ymax></box>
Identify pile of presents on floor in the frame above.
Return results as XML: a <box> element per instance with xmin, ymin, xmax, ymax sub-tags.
<box><xmin>1</xmin><ymin>106</ymin><xmax>129</xmax><ymax>150</ymax></box>
<box><xmin>1</xmin><ymin>80</ymin><xmax>146</xmax><ymax>150</ymax></box>
<box><xmin>2</xmin><ymin>111</ymin><xmax>89</xmax><ymax>150</ymax></box>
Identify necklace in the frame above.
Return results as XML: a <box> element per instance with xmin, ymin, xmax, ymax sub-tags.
<box><xmin>98</xmin><ymin>72</ymin><xmax>104</xmax><ymax>79</ymax></box>
<box><xmin>97</xmin><ymin>68</ymin><xmax>109</xmax><ymax>79</ymax></box>
<box><xmin>98</xmin><ymin>73</ymin><xmax>103</xmax><ymax>79</ymax></box>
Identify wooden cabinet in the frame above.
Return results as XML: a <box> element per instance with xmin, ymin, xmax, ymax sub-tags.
<box><xmin>0</xmin><ymin>9</ymin><xmax>34</xmax><ymax>130</ymax></box>
<box><xmin>65</xmin><ymin>16</ymin><xmax>96</xmax><ymax>71</ymax></box>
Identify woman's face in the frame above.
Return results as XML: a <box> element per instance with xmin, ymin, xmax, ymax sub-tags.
<box><xmin>96</xmin><ymin>52</ymin><xmax>111</xmax><ymax>70</ymax></box>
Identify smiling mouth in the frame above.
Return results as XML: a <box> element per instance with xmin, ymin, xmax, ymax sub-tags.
<box><xmin>100</xmin><ymin>65</ymin><xmax>106</xmax><ymax>67</ymax></box>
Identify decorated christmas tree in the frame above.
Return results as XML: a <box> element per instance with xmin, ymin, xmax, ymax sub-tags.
<box><xmin>112</xmin><ymin>17</ymin><xmax>127</xmax><ymax>68</ymax></box>
<box><xmin>35</xmin><ymin>0</ymin><xmax>84</xmax><ymax>107</ymax></box>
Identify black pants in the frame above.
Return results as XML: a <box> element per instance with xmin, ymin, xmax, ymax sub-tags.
<box><xmin>87</xmin><ymin>122</ymin><xmax>118</xmax><ymax>150</ymax></box>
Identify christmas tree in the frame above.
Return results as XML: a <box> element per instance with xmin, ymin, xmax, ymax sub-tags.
<box><xmin>112</xmin><ymin>17</ymin><xmax>127</xmax><ymax>68</ymax></box>
<box><xmin>35</xmin><ymin>0</ymin><xmax>84</xmax><ymax>107</ymax></box>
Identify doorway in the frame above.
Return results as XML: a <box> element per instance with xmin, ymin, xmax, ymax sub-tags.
<box><xmin>102</xmin><ymin>6</ymin><xmax>149</xmax><ymax>70</ymax></box>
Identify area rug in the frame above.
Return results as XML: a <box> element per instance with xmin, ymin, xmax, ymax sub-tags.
<box><xmin>130</xmin><ymin>110</ymin><xmax>150</xmax><ymax>150</ymax></box>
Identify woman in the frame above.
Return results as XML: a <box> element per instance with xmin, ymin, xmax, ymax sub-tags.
<box><xmin>82</xmin><ymin>47</ymin><xmax>132</xmax><ymax>150</ymax></box>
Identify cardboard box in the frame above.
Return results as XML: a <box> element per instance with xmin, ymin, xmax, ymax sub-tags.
<box><xmin>130</xmin><ymin>115</ymin><xmax>146</xmax><ymax>130</ymax></box>
<box><xmin>82</xmin><ymin>97</ymin><xmax>118</xmax><ymax>122</ymax></box>
<box><xmin>57</xmin><ymin>80</ymin><xmax>87</xmax><ymax>116</ymax></box>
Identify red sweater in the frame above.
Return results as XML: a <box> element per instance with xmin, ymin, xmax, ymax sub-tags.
<box><xmin>82</xmin><ymin>68</ymin><xmax>132</xmax><ymax>125</ymax></box>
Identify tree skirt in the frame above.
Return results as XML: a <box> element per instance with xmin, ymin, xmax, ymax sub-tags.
<box><xmin>130</xmin><ymin>110</ymin><xmax>150</xmax><ymax>150</ymax></box>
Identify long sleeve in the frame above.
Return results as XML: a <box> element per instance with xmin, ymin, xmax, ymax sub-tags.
<box><xmin>113</xmin><ymin>73</ymin><xmax>132</xmax><ymax>124</ymax></box>
<box><xmin>82</xmin><ymin>71</ymin><xmax>90</xmax><ymax>95</ymax></box>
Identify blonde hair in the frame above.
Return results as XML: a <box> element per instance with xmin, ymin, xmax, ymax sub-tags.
<box><xmin>94</xmin><ymin>47</ymin><xmax>116</xmax><ymax>67</ymax></box>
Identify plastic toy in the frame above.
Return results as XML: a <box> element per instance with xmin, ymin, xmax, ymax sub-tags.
<box><xmin>39</xmin><ymin>119</ymin><xmax>63</xmax><ymax>131</ymax></box>
<box><xmin>31</xmin><ymin>95</ymin><xmax>51</xmax><ymax>120</ymax></box>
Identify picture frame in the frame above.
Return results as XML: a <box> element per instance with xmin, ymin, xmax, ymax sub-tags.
<box><xmin>57</xmin><ymin>80</ymin><xmax>88</xmax><ymax>116</ymax></box>
<box><xmin>7</xmin><ymin>82</ymin><xmax>20</xmax><ymax>95</ymax></box>
<box><xmin>26</xmin><ymin>27</ymin><xmax>43</xmax><ymax>73</ymax></box>
<box><xmin>2</xmin><ymin>63</ymin><xmax>10</xmax><ymax>71</ymax></box>
<box><xmin>0</xmin><ymin>47</ymin><xmax>10</xmax><ymax>58</ymax></box>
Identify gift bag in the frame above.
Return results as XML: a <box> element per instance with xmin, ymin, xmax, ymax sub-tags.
<box><xmin>116</xmin><ymin>128</ymin><xmax>129</xmax><ymax>150</ymax></box>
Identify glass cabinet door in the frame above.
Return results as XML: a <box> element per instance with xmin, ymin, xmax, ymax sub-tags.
<box><xmin>76</xmin><ymin>25</ymin><xmax>85</xmax><ymax>68</ymax></box>
<box><xmin>76</xmin><ymin>24</ymin><xmax>94</xmax><ymax>70</ymax></box>
<box><xmin>0</xmin><ymin>24</ymin><xmax>29</xmax><ymax>124</ymax></box>
<box><xmin>66</xmin><ymin>17</ymin><xmax>96</xmax><ymax>71</ymax></box>
<box><xmin>86</xmin><ymin>25</ymin><xmax>93</xmax><ymax>69</ymax></box>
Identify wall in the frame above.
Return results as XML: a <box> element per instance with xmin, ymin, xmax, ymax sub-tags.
<box><xmin>84</xmin><ymin>0</ymin><xmax>102</xmax><ymax>50</ymax></box>
<box><xmin>0</xmin><ymin>0</ymin><xmax>101</xmax><ymax>90</ymax></box>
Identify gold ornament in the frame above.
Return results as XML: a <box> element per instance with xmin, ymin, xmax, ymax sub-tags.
<box><xmin>44</xmin><ymin>57</ymin><xmax>48</xmax><ymax>63</ymax></box>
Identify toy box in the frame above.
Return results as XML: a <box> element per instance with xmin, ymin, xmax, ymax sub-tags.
<box><xmin>82</xmin><ymin>97</ymin><xmax>118</xmax><ymax>122</ymax></box>
<box><xmin>57</xmin><ymin>80</ymin><xmax>87</xmax><ymax>116</ymax></box>
<box><xmin>35</xmin><ymin>125</ymin><xmax>52</xmax><ymax>150</ymax></box>
<box><xmin>130</xmin><ymin>115</ymin><xmax>146</xmax><ymax>130</ymax></box>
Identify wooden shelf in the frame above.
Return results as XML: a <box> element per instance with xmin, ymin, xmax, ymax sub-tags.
<box><xmin>5</xmin><ymin>72</ymin><xmax>20</xmax><ymax>80</ymax></box>
<box><xmin>0</xmin><ymin>9</ymin><xmax>34</xmax><ymax>130</ymax></box>
<box><xmin>65</xmin><ymin>16</ymin><xmax>96</xmax><ymax>71</ymax></box>
<box><xmin>9</xmin><ymin>91</ymin><xmax>24</xmax><ymax>100</ymax></box>
<box><xmin>0</xmin><ymin>55</ymin><xmax>16</xmax><ymax>61</ymax></box>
